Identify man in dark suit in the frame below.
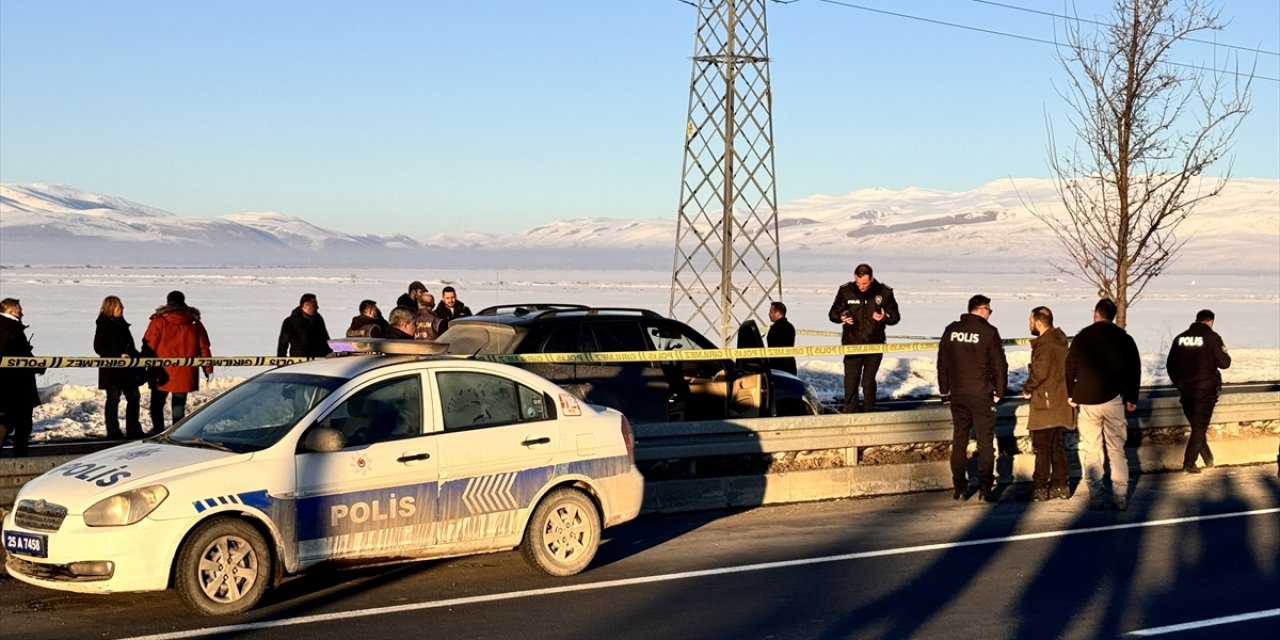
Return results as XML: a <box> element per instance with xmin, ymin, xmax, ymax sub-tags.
<box><xmin>766</xmin><ymin>301</ymin><xmax>797</xmax><ymax>375</ymax></box>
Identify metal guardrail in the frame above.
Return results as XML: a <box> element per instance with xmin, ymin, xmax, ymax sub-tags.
<box><xmin>632</xmin><ymin>390</ymin><xmax>1280</xmax><ymax>461</ymax></box>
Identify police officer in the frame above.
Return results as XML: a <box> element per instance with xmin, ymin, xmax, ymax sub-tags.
<box><xmin>937</xmin><ymin>295</ymin><xmax>1008</xmax><ymax>502</ymax></box>
<box><xmin>1166</xmin><ymin>309</ymin><xmax>1231</xmax><ymax>474</ymax></box>
<box><xmin>828</xmin><ymin>263</ymin><xmax>901</xmax><ymax>412</ymax></box>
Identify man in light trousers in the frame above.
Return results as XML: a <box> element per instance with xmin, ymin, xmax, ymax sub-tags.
<box><xmin>1065</xmin><ymin>298</ymin><xmax>1141</xmax><ymax>511</ymax></box>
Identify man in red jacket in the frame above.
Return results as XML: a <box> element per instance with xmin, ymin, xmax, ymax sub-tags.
<box><xmin>142</xmin><ymin>290</ymin><xmax>212</xmax><ymax>434</ymax></box>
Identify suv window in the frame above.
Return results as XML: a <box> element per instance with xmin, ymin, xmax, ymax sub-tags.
<box><xmin>523</xmin><ymin>322</ymin><xmax>584</xmax><ymax>354</ymax></box>
<box><xmin>321</xmin><ymin>375</ymin><xmax>423</xmax><ymax>448</ymax></box>
<box><xmin>588</xmin><ymin>321</ymin><xmax>649</xmax><ymax>353</ymax></box>
<box><xmin>437</xmin><ymin>371</ymin><xmax>553</xmax><ymax>431</ymax></box>
<box><xmin>644</xmin><ymin>319</ymin><xmax>724</xmax><ymax>380</ymax></box>
<box><xmin>645</xmin><ymin>321</ymin><xmax>705</xmax><ymax>351</ymax></box>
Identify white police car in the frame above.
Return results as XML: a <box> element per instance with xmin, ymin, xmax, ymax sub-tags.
<box><xmin>2</xmin><ymin>349</ymin><xmax>644</xmax><ymax>615</ymax></box>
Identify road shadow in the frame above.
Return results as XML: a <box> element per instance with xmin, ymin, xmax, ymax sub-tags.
<box><xmin>1013</xmin><ymin>468</ymin><xmax>1280</xmax><ymax>638</ymax></box>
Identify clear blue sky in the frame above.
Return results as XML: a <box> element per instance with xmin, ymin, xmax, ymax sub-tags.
<box><xmin>2</xmin><ymin>0</ymin><xmax>1276</xmax><ymax>236</ymax></box>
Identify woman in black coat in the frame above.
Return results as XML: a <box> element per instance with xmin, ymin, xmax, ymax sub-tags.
<box><xmin>94</xmin><ymin>295</ymin><xmax>143</xmax><ymax>439</ymax></box>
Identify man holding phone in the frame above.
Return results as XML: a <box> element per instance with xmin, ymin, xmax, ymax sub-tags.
<box><xmin>828</xmin><ymin>264</ymin><xmax>901</xmax><ymax>413</ymax></box>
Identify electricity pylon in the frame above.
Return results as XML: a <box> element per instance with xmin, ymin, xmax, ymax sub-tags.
<box><xmin>669</xmin><ymin>0</ymin><xmax>782</xmax><ymax>347</ymax></box>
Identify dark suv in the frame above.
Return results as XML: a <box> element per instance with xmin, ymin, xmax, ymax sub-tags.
<box><xmin>437</xmin><ymin>304</ymin><xmax>822</xmax><ymax>423</ymax></box>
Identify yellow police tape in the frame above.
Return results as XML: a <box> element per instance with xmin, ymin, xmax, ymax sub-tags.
<box><xmin>0</xmin><ymin>337</ymin><xmax>1035</xmax><ymax>369</ymax></box>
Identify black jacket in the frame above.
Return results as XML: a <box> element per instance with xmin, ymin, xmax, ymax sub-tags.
<box><xmin>413</xmin><ymin>307</ymin><xmax>447</xmax><ymax>341</ymax></box>
<box><xmin>277</xmin><ymin>308</ymin><xmax>333</xmax><ymax>357</ymax></box>
<box><xmin>434</xmin><ymin>300</ymin><xmax>473</xmax><ymax>322</ymax></box>
<box><xmin>346</xmin><ymin>315</ymin><xmax>387</xmax><ymax>338</ymax></box>
<box><xmin>385</xmin><ymin>326</ymin><xmax>415</xmax><ymax>340</ymax></box>
<box><xmin>0</xmin><ymin>314</ymin><xmax>43</xmax><ymax>410</ymax></box>
<box><xmin>827</xmin><ymin>280</ymin><xmax>900</xmax><ymax>344</ymax></box>
<box><xmin>93</xmin><ymin>314</ymin><xmax>141</xmax><ymax>390</ymax></box>
<box><xmin>1166</xmin><ymin>322</ymin><xmax>1231</xmax><ymax>395</ymax></box>
<box><xmin>1066</xmin><ymin>321</ymin><xmax>1141</xmax><ymax>405</ymax></box>
<box><xmin>937</xmin><ymin>313</ymin><xmax>1008</xmax><ymax>398</ymax></box>
<box><xmin>396</xmin><ymin>292</ymin><xmax>416</xmax><ymax>309</ymax></box>
<box><xmin>767</xmin><ymin>317</ymin><xmax>797</xmax><ymax>375</ymax></box>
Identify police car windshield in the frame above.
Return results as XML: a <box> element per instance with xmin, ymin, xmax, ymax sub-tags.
<box><xmin>168</xmin><ymin>373</ymin><xmax>344</xmax><ymax>453</ymax></box>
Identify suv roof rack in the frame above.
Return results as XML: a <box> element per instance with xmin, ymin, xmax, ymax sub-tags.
<box><xmin>476</xmin><ymin>303</ymin><xmax>590</xmax><ymax>316</ymax></box>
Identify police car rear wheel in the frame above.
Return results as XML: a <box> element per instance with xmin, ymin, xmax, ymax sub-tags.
<box><xmin>520</xmin><ymin>488</ymin><xmax>600</xmax><ymax>577</ymax></box>
<box><xmin>175</xmin><ymin>518</ymin><xmax>271</xmax><ymax>616</ymax></box>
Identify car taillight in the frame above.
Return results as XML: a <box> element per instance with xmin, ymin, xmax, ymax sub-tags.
<box><xmin>620</xmin><ymin>416</ymin><xmax>636</xmax><ymax>464</ymax></box>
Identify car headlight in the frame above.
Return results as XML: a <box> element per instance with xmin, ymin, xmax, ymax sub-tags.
<box><xmin>83</xmin><ymin>485</ymin><xmax>169</xmax><ymax>527</ymax></box>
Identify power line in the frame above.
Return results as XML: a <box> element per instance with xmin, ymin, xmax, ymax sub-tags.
<box><xmin>809</xmin><ymin>0</ymin><xmax>1278</xmax><ymax>82</ymax></box>
<box><xmin>969</xmin><ymin>0</ymin><xmax>1280</xmax><ymax>57</ymax></box>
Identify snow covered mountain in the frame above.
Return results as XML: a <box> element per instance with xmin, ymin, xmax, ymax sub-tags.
<box><xmin>1</xmin><ymin>179</ymin><xmax>1276</xmax><ymax>272</ymax></box>
<box><xmin>0</xmin><ymin>184</ymin><xmax>443</xmax><ymax>267</ymax></box>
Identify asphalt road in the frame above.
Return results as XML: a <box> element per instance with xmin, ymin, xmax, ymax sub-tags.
<box><xmin>2</xmin><ymin>465</ymin><xmax>1278</xmax><ymax>640</ymax></box>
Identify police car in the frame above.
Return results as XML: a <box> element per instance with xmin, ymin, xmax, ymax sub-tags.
<box><xmin>2</xmin><ymin>345</ymin><xmax>644</xmax><ymax>615</ymax></box>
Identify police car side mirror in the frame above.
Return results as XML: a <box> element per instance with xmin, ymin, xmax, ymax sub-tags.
<box><xmin>303</xmin><ymin>426</ymin><xmax>347</xmax><ymax>453</ymax></box>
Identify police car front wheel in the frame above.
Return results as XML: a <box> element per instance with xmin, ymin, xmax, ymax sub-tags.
<box><xmin>521</xmin><ymin>488</ymin><xmax>601</xmax><ymax>577</ymax></box>
<box><xmin>175</xmin><ymin>517</ymin><xmax>272</xmax><ymax>616</ymax></box>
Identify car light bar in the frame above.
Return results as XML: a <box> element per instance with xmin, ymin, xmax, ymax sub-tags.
<box><xmin>327</xmin><ymin>338</ymin><xmax>450</xmax><ymax>356</ymax></box>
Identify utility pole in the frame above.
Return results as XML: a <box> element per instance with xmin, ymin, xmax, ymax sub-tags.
<box><xmin>669</xmin><ymin>0</ymin><xmax>782</xmax><ymax>347</ymax></box>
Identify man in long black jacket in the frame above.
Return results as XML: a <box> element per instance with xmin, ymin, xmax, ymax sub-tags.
<box><xmin>766</xmin><ymin>301</ymin><xmax>797</xmax><ymax>375</ymax></box>
<box><xmin>1166</xmin><ymin>309</ymin><xmax>1231</xmax><ymax>473</ymax></box>
<box><xmin>828</xmin><ymin>263</ymin><xmax>900</xmax><ymax>412</ymax></box>
<box><xmin>937</xmin><ymin>294</ymin><xmax>1008</xmax><ymax>502</ymax></box>
<box><xmin>277</xmin><ymin>293</ymin><xmax>333</xmax><ymax>358</ymax></box>
<box><xmin>1066</xmin><ymin>298</ymin><xmax>1141</xmax><ymax>511</ymax></box>
<box><xmin>0</xmin><ymin>298</ymin><xmax>45</xmax><ymax>457</ymax></box>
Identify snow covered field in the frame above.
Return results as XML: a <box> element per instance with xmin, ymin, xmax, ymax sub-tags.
<box><xmin>3</xmin><ymin>265</ymin><xmax>1277</xmax><ymax>443</ymax></box>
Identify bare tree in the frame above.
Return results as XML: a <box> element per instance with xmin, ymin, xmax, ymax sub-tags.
<box><xmin>1033</xmin><ymin>0</ymin><xmax>1252</xmax><ymax>327</ymax></box>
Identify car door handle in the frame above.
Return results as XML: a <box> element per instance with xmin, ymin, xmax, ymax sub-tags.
<box><xmin>397</xmin><ymin>452</ymin><xmax>431</xmax><ymax>463</ymax></box>
<box><xmin>521</xmin><ymin>437</ymin><xmax>551</xmax><ymax>446</ymax></box>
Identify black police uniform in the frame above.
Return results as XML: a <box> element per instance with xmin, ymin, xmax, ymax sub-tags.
<box><xmin>1166</xmin><ymin>321</ymin><xmax>1231</xmax><ymax>469</ymax></box>
<box><xmin>937</xmin><ymin>312</ymin><xmax>1008</xmax><ymax>497</ymax></box>
<box><xmin>827</xmin><ymin>280</ymin><xmax>900</xmax><ymax>412</ymax></box>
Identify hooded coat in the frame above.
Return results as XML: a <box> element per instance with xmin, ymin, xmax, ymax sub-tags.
<box><xmin>1023</xmin><ymin>327</ymin><xmax>1074</xmax><ymax>430</ymax></box>
<box><xmin>142</xmin><ymin>304</ymin><xmax>212</xmax><ymax>393</ymax></box>
<box><xmin>93</xmin><ymin>313</ymin><xmax>141</xmax><ymax>389</ymax></box>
